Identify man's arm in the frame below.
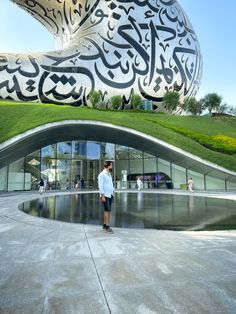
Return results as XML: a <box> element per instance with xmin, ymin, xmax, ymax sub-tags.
<box><xmin>98</xmin><ymin>173</ymin><xmax>105</xmax><ymax>196</ymax></box>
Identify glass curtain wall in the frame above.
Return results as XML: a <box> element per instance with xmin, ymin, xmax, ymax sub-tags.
<box><xmin>25</xmin><ymin>151</ymin><xmax>41</xmax><ymax>190</ymax></box>
<box><xmin>0</xmin><ymin>140</ymin><xmax>233</xmax><ymax>191</ymax></box>
<box><xmin>0</xmin><ymin>166</ymin><xmax>8</xmax><ymax>191</ymax></box>
<box><xmin>8</xmin><ymin>159</ymin><xmax>25</xmax><ymax>191</ymax></box>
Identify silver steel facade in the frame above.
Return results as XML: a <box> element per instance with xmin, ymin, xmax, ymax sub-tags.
<box><xmin>0</xmin><ymin>0</ymin><xmax>202</xmax><ymax>106</ymax></box>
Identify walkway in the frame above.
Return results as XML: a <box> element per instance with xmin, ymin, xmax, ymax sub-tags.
<box><xmin>0</xmin><ymin>190</ymin><xmax>236</xmax><ymax>314</ymax></box>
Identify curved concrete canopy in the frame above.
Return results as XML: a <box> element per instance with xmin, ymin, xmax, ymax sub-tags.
<box><xmin>0</xmin><ymin>120</ymin><xmax>236</xmax><ymax>182</ymax></box>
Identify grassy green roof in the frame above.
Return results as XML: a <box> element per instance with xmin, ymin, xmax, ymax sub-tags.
<box><xmin>0</xmin><ymin>100</ymin><xmax>236</xmax><ymax>172</ymax></box>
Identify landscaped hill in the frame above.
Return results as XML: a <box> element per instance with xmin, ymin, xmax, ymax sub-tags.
<box><xmin>0</xmin><ymin>101</ymin><xmax>236</xmax><ymax>172</ymax></box>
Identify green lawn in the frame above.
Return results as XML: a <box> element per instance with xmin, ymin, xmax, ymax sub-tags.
<box><xmin>0</xmin><ymin>100</ymin><xmax>236</xmax><ymax>171</ymax></box>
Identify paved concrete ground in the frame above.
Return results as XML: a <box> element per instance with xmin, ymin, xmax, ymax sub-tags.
<box><xmin>0</xmin><ymin>190</ymin><xmax>236</xmax><ymax>314</ymax></box>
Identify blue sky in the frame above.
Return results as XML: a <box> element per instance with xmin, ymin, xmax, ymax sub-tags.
<box><xmin>0</xmin><ymin>0</ymin><xmax>235</xmax><ymax>108</ymax></box>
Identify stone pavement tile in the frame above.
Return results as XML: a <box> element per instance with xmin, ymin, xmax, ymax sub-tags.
<box><xmin>47</xmin><ymin>258</ymin><xmax>99</xmax><ymax>295</ymax></box>
<box><xmin>0</xmin><ymin>262</ymin><xmax>16</xmax><ymax>285</ymax></box>
<box><xmin>0</xmin><ymin>223</ymin><xmax>30</xmax><ymax>243</ymax></box>
<box><xmin>141</xmin><ymin>231</ymin><xmax>236</xmax><ymax>258</ymax></box>
<box><xmin>57</xmin><ymin>222</ymin><xmax>84</xmax><ymax>233</ymax></box>
<box><xmin>130</xmin><ymin>252</ymin><xmax>197</xmax><ymax>283</ymax></box>
<box><xmin>161</xmin><ymin>278</ymin><xmax>236</xmax><ymax>314</ymax></box>
<box><xmin>54</xmin><ymin>239</ymin><xmax>91</xmax><ymax>261</ymax></box>
<box><xmin>159</xmin><ymin>249</ymin><xmax>236</xmax><ymax>282</ymax></box>
<box><xmin>27</xmin><ymin>229</ymin><xmax>60</xmax><ymax>244</ymax></box>
<box><xmin>221</xmin><ymin>245</ymin><xmax>236</xmax><ymax>257</ymax></box>
<box><xmin>86</xmin><ymin>232</ymin><xmax>162</xmax><ymax>258</ymax></box>
<box><xmin>203</xmin><ymin>277</ymin><xmax>236</xmax><ymax>310</ymax></box>
<box><xmin>15</xmin><ymin>242</ymin><xmax>57</xmax><ymax>263</ymax></box>
<box><xmin>0</xmin><ymin>293</ymin><xmax>45</xmax><ymax>314</ymax></box>
<box><xmin>0</xmin><ymin>262</ymin><xmax>51</xmax><ymax>297</ymax></box>
<box><xmin>105</xmin><ymin>277</ymin><xmax>236</xmax><ymax>314</ymax></box>
<box><xmin>105</xmin><ymin>284</ymin><xmax>176</xmax><ymax>314</ymax></box>
<box><xmin>93</xmin><ymin>256</ymin><xmax>150</xmax><ymax>290</ymax></box>
<box><xmin>186</xmin><ymin>247</ymin><xmax>236</xmax><ymax>276</ymax></box>
<box><xmin>58</xmin><ymin>229</ymin><xmax>86</xmax><ymax>242</ymax></box>
<box><xmin>0</xmin><ymin>242</ymin><xmax>26</xmax><ymax>264</ymax></box>
<box><xmin>43</xmin><ymin>291</ymin><xmax>110</xmax><ymax>314</ymax></box>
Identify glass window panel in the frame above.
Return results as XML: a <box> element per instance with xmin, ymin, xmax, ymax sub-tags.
<box><xmin>144</xmin><ymin>152</ymin><xmax>155</xmax><ymax>158</ymax></box>
<box><xmin>157</xmin><ymin>158</ymin><xmax>172</xmax><ymax>189</ymax></box>
<box><xmin>41</xmin><ymin>158</ymin><xmax>56</xmax><ymax>189</ymax></box>
<box><xmin>41</xmin><ymin>144</ymin><xmax>56</xmax><ymax>158</ymax></box>
<box><xmin>143</xmin><ymin>157</ymin><xmax>158</xmax><ymax>188</ymax></box>
<box><xmin>56</xmin><ymin>159</ymin><xmax>71</xmax><ymax>190</ymax></box>
<box><xmin>227</xmin><ymin>180</ymin><xmax>236</xmax><ymax>189</ymax></box>
<box><xmin>0</xmin><ymin>167</ymin><xmax>8</xmax><ymax>191</ymax></box>
<box><xmin>101</xmin><ymin>143</ymin><xmax>115</xmax><ymax>159</ymax></box>
<box><xmin>25</xmin><ymin>156</ymin><xmax>41</xmax><ymax>190</ymax></box>
<box><xmin>115</xmin><ymin>159</ymin><xmax>129</xmax><ymax>189</ymax></box>
<box><xmin>115</xmin><ymin>145</ymin><xmax>129</xmax><ymax>160</ymax></box>
<box><xmin>71</xmin><ymin>160</ymin><xmax>82</xmax><ymax>188</ymax></box>
<box><xmin>72</xmin><ymin>141</ymin><xmax>86</xmax><ymax>159</ymax></box>
<box><xmin>143</xmin><ymin>157</ymin><xmax>157</xmax><ymax>173</ymax></box>
<box><xmin>205</xmin><ymin>176</ymin><xmax>225</xmax><ymax>190</ymax></box>
<box><xmin>8</xmin><ymin>158</ymin><xmax>25</xmax><ymax>191</ymax></box>
<box><xmin>86</xmin><ymin>160</ymin><xmax>100</xmax><ymax>189</ymax></box>
<box><xmin>129</xmin><ymin>147</ymin><xmax>143</xmax><ymax>159</ymax></box>
<box><xmin>128</xmin><ymin>160</ymin><xmax>142</xmax><ymax>179</ymax></box>
<box><xmin>27</xmin><ymin>150</ymin><xmax>40</xmax><ymax>158</ymax></box>
<box><xmin>87</xmin><ymin>142</ymin><xmax>100</xmax><ymax>160</ymax></box>
<box><xmin>158</xmin><ymin>158</ymin><xmax>171</xmax><ymax>177</ymax></box>
<box><xmin>57</xmin><ymin>142</ymin><xmax>72</xmax><ymax>159</ymax></box>
<box><xmin>129</xmin><ymin>159</ymin><xmax>143</xmax><ymax>188</ymax></box>
<box><xmin>187</xmin><ymin>170</ymin><xmax>205</xmax><ymax>190</ymax></box>
<box><xmin>172</xmin><ymin>164</ymin><xmax>186</xmax><ymax>189</ymax></box>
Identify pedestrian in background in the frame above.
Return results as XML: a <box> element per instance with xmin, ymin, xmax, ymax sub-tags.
<box><xmin>188</xmin><ymin>177</ymin><xmax>194</xmax><ymax>192</ymax></box>
<box><xmin>38</xmin><ymin>178</ymin><xmax>44</xmax><ymax>194</ymax></box>
<box><xmin>137</xmin><ymin>177</ymin><xmax>143</xmax><ymax>190</ymax></box>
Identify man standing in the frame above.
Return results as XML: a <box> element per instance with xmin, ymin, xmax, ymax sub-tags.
<box><xmin>98</xmin><ymin>161</ymin><xmax>114</xmax><ymax>233</ymax></box>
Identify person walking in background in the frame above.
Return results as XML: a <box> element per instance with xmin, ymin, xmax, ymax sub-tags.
<box><xmin>75</xmin><ymin>181</ymin><xmax>79</xmax><ymax>190</ymax></box>
<box><xmin>188</xmin><ymin>177</ymin><xmax>194</xmax><ymax>192</ymax></box>
<box><xmin>80</xmin><ymin>177</ymin><xmax>85</xmax><ymax>189</ymax></box>
<box><xmin>38</xmin><ymin>178</ymin><xmax>44</xmax><ymax>194</ymax></box>
<box><xmin>43</xmin><ymin>178</ymin><xmax>47</xmax><ymax>192</ymax></box>
<box><xmin>98</xmin><ymin>161</ymin><xmax>114</xmax><ymax>233</ymax></box>
<box><xmin>137</xmin><ymin>177</ymin><xmax>143</xmax><ymax>191</ymax></box>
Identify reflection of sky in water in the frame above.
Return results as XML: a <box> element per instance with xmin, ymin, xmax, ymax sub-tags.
<box><xmin>19</xmin><ymin>193</ymin><xmax>236</xmax><ymax>231</ymax></box>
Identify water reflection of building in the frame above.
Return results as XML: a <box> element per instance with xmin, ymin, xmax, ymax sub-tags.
<box><xmin>21</xmin><ymin>194</ymin><xmax>236</xmax><ymax>231</ymax></box>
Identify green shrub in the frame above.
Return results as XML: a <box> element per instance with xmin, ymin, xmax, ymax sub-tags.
<box><xmin>131</xmin><ymin>94</ymin><xmax>142</xmax><ymax>109</ymax></box>
<box><xmin>88</xmin><ymin>90</ymin><xmax>101</xmax><ymax>108</ymax></box>
<box><xmin>110</xmin><ymin>95</ymin><xmax>122</xmax><ymax>109</ymax></box>
<box><xmin>156</xmin><ymin>122</ymin><xmax>236</xmax><ymax>155</ymax></box>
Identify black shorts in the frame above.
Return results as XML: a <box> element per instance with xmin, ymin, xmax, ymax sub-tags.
<box><xmin>102</xmin><ymin>196</ymin><xmax>113</xmax><ymax>212</ymax></box>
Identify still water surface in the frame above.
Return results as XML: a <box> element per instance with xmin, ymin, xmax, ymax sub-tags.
<box><xmin>19</xmin><ymin>192</ymin><xmax>236</xmax><ymax>231</ymax></box>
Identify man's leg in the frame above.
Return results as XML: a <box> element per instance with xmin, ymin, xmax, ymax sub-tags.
<box><xmin>104</xmin><ymin>211</ymin><xmax>110</xmax><ymax>226</ymax></box>
<box><xmin>103</xmin><ymin>197</ymin><xmax>113</xmax><ymax>233</ymax></box>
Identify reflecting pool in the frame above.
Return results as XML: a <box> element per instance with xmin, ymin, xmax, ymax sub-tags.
<box><xmin>19</xmin><ymin>193</ymin><xmax>236</xmax><ymax>231</ymax></box>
